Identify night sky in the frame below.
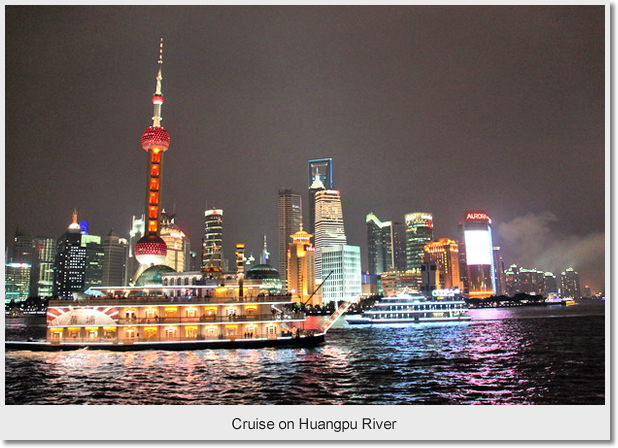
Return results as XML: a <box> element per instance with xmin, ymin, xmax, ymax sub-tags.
<box><xmin>5</xmin><ymin>6</ymin><xmax>606</xmax><ymax>291</ymax></box>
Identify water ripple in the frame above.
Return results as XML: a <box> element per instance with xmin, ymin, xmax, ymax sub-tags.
<box><xmin>5</xmin><ymin>302</ymin><xmax>605</xmax><ymax>405</ymax></box>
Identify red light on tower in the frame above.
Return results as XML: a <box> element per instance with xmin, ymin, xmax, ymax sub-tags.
<box><xmin>135</xmin><ymin>38</ymin><xmax>170</xmax><ymax>267</ymax></box>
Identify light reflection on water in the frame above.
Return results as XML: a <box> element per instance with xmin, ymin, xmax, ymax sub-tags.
<box><xmin>5</xmin><ymin>300</ymin><xmax>604</xmax><ymax>405</ymax></box>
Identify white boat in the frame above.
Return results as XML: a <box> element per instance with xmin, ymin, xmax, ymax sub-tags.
<box><xmin>346</xmin><ymin>291</ymin><xmax>471</xmax><ymax>325</ymax></box>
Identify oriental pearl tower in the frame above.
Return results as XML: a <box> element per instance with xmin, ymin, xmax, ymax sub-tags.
<box><xmin>133</xmin><ymin>38</ymin><xmax>171</xmax><ymax>279</ymax></box>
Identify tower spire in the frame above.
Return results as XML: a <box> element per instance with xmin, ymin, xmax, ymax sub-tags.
<box><xmin>152</xmin><ymin>37</ymin><xmax>164</xmax><ymax>127</ymax></box>
<box><xmin>134</xmin><ymin>39</ymin><xmax>170</xmax><ymax>270</ymax></box>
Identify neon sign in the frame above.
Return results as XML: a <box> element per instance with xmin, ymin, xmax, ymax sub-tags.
<box><xmin>466</xmin><ymin>212</ymin><xmax>488</xmax><ymax>221</ymax></box>
<box><xmin>432</xmin><ymin>288</ymin><xmax>461</xmax><ymax>297</ymax></box>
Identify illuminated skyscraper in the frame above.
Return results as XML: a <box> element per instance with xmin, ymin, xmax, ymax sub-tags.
<box><xmin>134</xmin><ymin>39</ymin><xmax>170</xmax><ymax>275</ymax></box>
<box><xmin>287</xmin><ymin>226</ymin><xmax>317</xmax><ymax>305</ymax></box>
<box><xmin>82</xmin><ymin>234</ymin><xmax>104</xmax><ymax>289</ymax></box>
<box><xmin>405</xmin><ymin>213</ymin><xmax>433</xmax><ymax>272</ymax></box>
<box><xmin>308</xmin><ymin>158</ymin><xmax>333</xmax><ymax>236</ymax></box>
<box><xmin>366</xmin><ymin>213</ymin><xmax>406</xmax><ymax>275</ymax></box>
<box><xmin>160</xmin><ymin>210</ymin><xmax>190</xmax><ymax>272</ymax></box>
<box><xmin>423</xmin><ymin>238</ymin><xmax>462</xmax><ymax>290</ymax></box>
<box><xmin>278</xmin><ymin>188</ymin><xmax>302</xmax><ymax>291</ymax></box>
<box><xmin>202</xmin><ymin>209</ymin><xmax>224</xmax><ymax>272</ymax></box>
<box><xmin>314</xmin><ymin>189</ymin><xmax>347</xmax><ymax>281</ymax></box>
<box><xmin>460</xmin><ymin>211</ymin><xmax>496</xmax><ymax>299</ymax></box>
<box><xmin>126</xmin><ymin>215</ymin><xmax>145</xmax><ymax>285</ymax></box>
<box><xmin>560</xmin><ymin>267</ymin><xmax>581</xmax><ymax>298</ymax></box>
<box><xmin>11</xmin><ymin>230</ymin><xmax>34</xmax><ymax>296</ymax></box>
<box><xmin>31</xmin><ymin>236</ymin><xmax>55</xmax><ymax>297</ymax></box>
<box><xmin>321</xmin><ymin>245</ymin><xmax>362</xmax><ymax>305</ymax></box>
<box><xmin>54</xmin><ymin>210</ymin><xmax>86</xmax><ymax>298</ymax></box>
<box><xmin>5</xmin><ymin>263</ymin><xmax>31</xmax><ymax>303</ymax></box>
<box><xmin>493</xmin><ymin>246</ymin><xmax>506</xmax><ymax>296</ymax></box>
<box><xmin>543</xmin><ymin>272</ymin><xmax>558</xmax><ymax>293</ymax></box>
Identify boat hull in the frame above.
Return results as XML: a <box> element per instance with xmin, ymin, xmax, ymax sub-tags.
<box><xmin>5</xmin><ymin>334</ymin><xmax>325</xmax><ymax>352</ymax></box>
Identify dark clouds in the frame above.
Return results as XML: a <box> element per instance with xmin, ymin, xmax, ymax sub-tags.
<box><xmin>5</xmin><ymin>6</ymin><xmax>605</xmax><ymax>291</ymax></box>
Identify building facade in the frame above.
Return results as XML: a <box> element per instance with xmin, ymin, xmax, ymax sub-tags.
<box><xmin>82</xmin><ymin>234</ymin><xmax>104</xmax><ymax>289</ymax></box>
<box><xmin>320</xmin><ymin>245</ymin><xmax>361</xmax><ymax>305</ymax></box>
<box><xmin>102</xmin><ymin>231</ymin><xmax>128</xmax><ymax>286</ymax></box>
<box><xmin>307</xmin><ymin>158</ymin><xmax>333</xmax><ymax>236</ymax></box>
<box><xmin>202</xmin><ymin>209</ymin><xmax>225</xmax><ymax>273</ymax></box>
<box><xmin>379</xmin><ymin>270</ymin><xmax>419</xmax><ymax>297</ymax></box>
<box><xmin>493</xmin><ymin>246</ymin><xmax>506</xmax><ymax>296</ymax></box>
<box><xmin>366</xmin><ymin>213</ymin><xmax>405</xmax><ymax>275</ymax></box>
<box><xmin>405</xmin><ymin>212</ymin><xmax>434</xmax><ymax>272</ymax></box>
<box><xmin>160</xmin><ymin>211</ymin><xmax>190</xmax><ymax>272</ymax></box>
<box><xmin>460</xmin><ymin>211</ymin><xmax>496</xmax><ymax>299</ymax></box>
<box><xmin>423</xmin><ymin>238</ymin><xmax>462</xmax><ymax>290</ymax></box>
<box><xmin>287</xmin><ymin>227</ymin><xmax>318</xmax><ymax>305</ymax></box>
<box><xmin>54</xmin><ymin>212</ymin><xmax>86</xmax><ymax>298</ymax></box>
<box><xmin>31</xmin><ymin>236</ymin><xmax>55</xmax><ymax>297</ymax></box>
<box><xmin>278</xmin><ymin>188</ymin><xmax>302</xmax><ymax>292</ymax></box>
<box><xmin>314</xmin><ymin>189</ymin><xmax>347</xmax><ymax>281</ymax></box>
<box><xmin>5</xmin><ymin>263</ymin><xmax>31</xmax><ymax>303</ymax></box>
<box><xmin>561</xmin><ymin>267</ymin><xmax>581</xmax><ymax>298</ymax></box>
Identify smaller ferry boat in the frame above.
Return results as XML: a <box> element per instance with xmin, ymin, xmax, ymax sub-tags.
<box><xmin>544</xmin><ymin>293</ymin><xmax>576</xmax><ymax>306</ymax></box>
<box><xmin>346</xmin><ymin>290</ymin><xmax>471</xmax><ymax>325</ymax></box>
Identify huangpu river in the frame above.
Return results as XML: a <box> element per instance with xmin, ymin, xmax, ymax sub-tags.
<box><xmin>5</xmin><ymin>299</ymin><xmax>605</xmax><ymax>405</ymax></box>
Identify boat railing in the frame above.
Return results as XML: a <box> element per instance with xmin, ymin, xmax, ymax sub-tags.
<box><xmin>48</xmin><ymin>294</ymin><xmax>294</xmax><ymax>307</ymax></box>
<box><xmin>113</xmin><ymin>313</ymin><xmax>306</xmax><ymax>325</ymax></box>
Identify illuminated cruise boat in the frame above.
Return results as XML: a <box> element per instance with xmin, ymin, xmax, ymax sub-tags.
<box><xmin>346</xmin><ymin>289</ymin><xmax>471</xmax><ymax>325</ymax></box>
<box><xmin>5</xmin><ymin>284</ymin><xmax>342</xmax><ymax>351</ymax></box>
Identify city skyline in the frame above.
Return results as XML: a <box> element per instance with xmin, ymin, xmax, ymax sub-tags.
<box><xmin>6</xmin><ymin>6</ymin><xmax>605</xmax><ymax>292</ymax></box>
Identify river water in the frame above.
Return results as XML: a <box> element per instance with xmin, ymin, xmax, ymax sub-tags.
<box><xmin>5</xmin><ymin>300</ymin><xmax>605</xmax><ymax>405</ymax></box>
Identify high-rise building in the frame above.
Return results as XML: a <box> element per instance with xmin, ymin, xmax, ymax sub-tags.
<box><xmin>287</xmin><ymin>226</ymin><xmax>317</xmax><ymax>305</ymax></box>
<box><xmin>308</xmin><ymin>158</ymin><xmax>333</xmax><ymax>236</ymax></box>
<box><xmin>54</xmin><ymin>210</ymin><xmax>86</xmax><ymax>298</ymax></box>
<box><xmin>405</xmin><ymin>213</ymin><xmax>433</xmax><ymax>272</ymax></box>
<box><xmin>82</xmin><ymin>234</ymin><xmax>104</xmax><ymax>289</ymax></box>
<box><xmin>278</xmin><ymin>189</ymin><xmax>302</xmax><ymax>291</ymax></box>
<box><xmin>519</xmin><ymin>268</ymin><xmax>545</xmax><ymax>295</ymax></box>
<box><xmin>5</xmin><ymin>263</ymin><xmax>31</xmax><ymax>303</ymax></box>
<box><xmin>366</xmin><ymin>213</ymin><xmax>406</xmax><ymax>275</ymax></box>
<box><xmin>126</xmin><ymin>215</ymin><xmax>145</xmax><ymax>285</ymax></box>
<box><xmin>102</xmin><ymin>230</ymin><xmax>128</xmax><ymax>286</ymax></box>
<box><xmin>460</xmin><ymin>211</ymin><xmax>496</xmax><ymax>299</ymax></box>
<box><xmin>31</xmin><ymin>236</ymin><xmax>55</xmax><ymax>297</ymax></box>
<box><xmin>504</xmin><ymin>264</ymin><xmax>520</xmax><ymax>296</ymax></box>
<box><xmin>543</xmin><ymin>272</ymin><xmax>558</xmax><ymax>294</ymax></box>
<box><xmin>321</xmin><ymin>245</ymin><xmax>361</xmax><ymax>306</ymax></box>
<box><xmin>366</xmin><ymin>213</ymin><xmax>388</xmax><ymax>275</ymax></box>
<box><xmin>379</xmin><ymin>270</ymin><xmax>419</xmax><ymax>297</ymax></box>
<box><xmin>133</xmin><ymin>38</ymin><xmax>170</xmax><ymax>277</ymax></box>
<box><xmin>160</xmin><ymin>210</ymin><xmax>190</xmax><ymax>272</ymax></box>
<box><xmin>11</xmin><ymin>230</ymin><xmax>34</xmax><ymax>297</ymax></box>
<box><xmin>11</xmin><ymin>230</ymin><xmax>34</xmax><ymax>265</ymax></box>
<box><xmin>561</xmin><ymin>267</ymin><xmax>581</xmax><ymax>298</ymax></box>
<box><xmin>493</xmin><ymin>246</ymin><xmax>506</xmax><ymax>296</ymax></box>
<box><xmin>202</xmin><ymin>209</ymin><xmax>224</xmax><ymax>272</ymax></box>
<box><xmin>423</xmin><ymin>238</ymin><xmax>462</xmax><ymax>290</ymax></box>
<box><xmin>314</xmin><ymin>189</ymin><xmax>347</xmax><ymax>281</ymax></box>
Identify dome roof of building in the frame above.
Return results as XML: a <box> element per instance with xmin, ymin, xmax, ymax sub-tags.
<box><xmin>135</xmin><ymin>264</ymin><xmax>176</xmax><ymax>286</ymax></box>
<box><xmin>245</xmin><ymin>264</ymin><xmax>281</xmax><ymax>280</ymax></box>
